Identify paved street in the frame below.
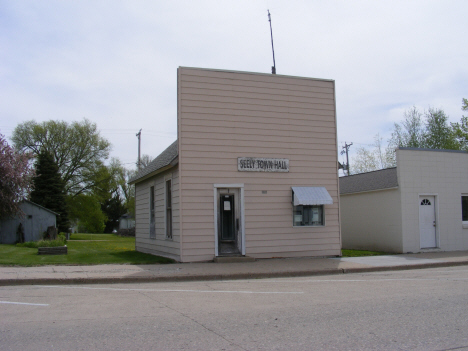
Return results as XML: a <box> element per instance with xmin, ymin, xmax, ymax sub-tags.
<box><xmin>1</xmin><ymin>266</ymin><xmax>468</xmax><ymax>350</ymax></box>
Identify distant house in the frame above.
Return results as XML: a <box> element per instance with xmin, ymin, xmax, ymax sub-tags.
<box><xmin>0</xmin><ymin>200</ymin><xmax>58</xmax><ymax>244</ymax></box>
<box><xmin>128</xmin><ymin>67</ymin><xmax>341</xmax><ymax>262</ymax></box>
<box><xmin>119</xmin><ymin>213</ymin><xmax>135</xmax><ymax>230</ymax></box>
<box><xmin>340</xmin><ymin>148</ymin><xmax>468</xmax><ymax>253</ymax></box>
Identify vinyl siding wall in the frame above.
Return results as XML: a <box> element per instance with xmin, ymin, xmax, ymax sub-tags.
<box><xmin>135</xmin><ymin>166</ymin><xmax>180</xmax><ymax>260</ymax></box>
<box><xmin>178</xmin><ymin>67</ymin><xmax>341</xmax><ymax>262</ymax></box>
<box><xmin>0</xmin><ymin>202</ymin><xmax>56</xmax><ymax>244</ymax></box>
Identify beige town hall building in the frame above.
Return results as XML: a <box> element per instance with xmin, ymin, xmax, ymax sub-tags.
<box><xmin>130</xmin><ymin>67</ymin><xmax>341</xmax><ymax>262</ymax></box>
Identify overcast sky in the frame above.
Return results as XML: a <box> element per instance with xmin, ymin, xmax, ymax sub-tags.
<box><xmin>1</xmin><ymin>1</ymin><xmax>467</xmax><ymax>169</ymax></box>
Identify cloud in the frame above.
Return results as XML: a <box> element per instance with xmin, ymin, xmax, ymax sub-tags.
<box><xmin>1</xmin><ymin>0</ymin><xmax>467</xmax><ymax>165</ymax></box>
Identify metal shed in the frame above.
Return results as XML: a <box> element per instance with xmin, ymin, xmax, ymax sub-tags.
<box><xmin>0</xmin><ymin>200</ymin><xmax>58</xmax><ymax>244</ymax></box>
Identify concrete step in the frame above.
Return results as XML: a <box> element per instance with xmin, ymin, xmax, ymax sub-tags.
<box><xmin>214</xmin><ymin>256</ymin><xmax>256</xmax><ymax>263</ymax></box>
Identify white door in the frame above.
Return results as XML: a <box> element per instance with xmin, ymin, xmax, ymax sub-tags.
<box><xmin>419</xmin><ymin>196</ymin><xmax>437</xmax><ymax>248</ymax></box>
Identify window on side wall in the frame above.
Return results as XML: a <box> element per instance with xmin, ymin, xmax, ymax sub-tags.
<box><xmin>166</xmin><ymin>179</ymin><xmax>172</xmax><ymax>239</ymax></box>
<box><xmin>293</xmin><ymin>204</ymin><xmax>324</xmax><ymax>226</ymax></box>
<box><xmin>462</xmin><ymin>196</ymin><xmax>468</xmax><ymax>227</ymax></box>
<box><xmin>149</xmin><ymin>186</ymin><xmax>155</xmax><ymax>239</ymax></box>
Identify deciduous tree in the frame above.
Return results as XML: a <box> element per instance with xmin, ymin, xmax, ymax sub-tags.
<box><xmin>423</xmin><ymin>108</ymin><xmax>457</xmax><ymax>149</ymax></box>
<box><xmin>451</xmin><ymin>98</ymin><xmax>468</xmax><ymax>151</ymax></box>
<box><xmin>354</xmin><ymin>101</ymin><xmax>467</xmax><ymax>175</ymax></box>
<box><xmin>91</xmin><ymin>159</ymin><xmax>128</xmax><ymax>233</ymax></box>
<box><xmin>67</xmin><ymin>194</ymin><xmax>107</xmax><ymax>233</ymax></box>
<box><xmin>351</xmin><ymin>134</ymin><xmax>395</xmax><ymax>174</ymax></box>
<box><xmin>388</xmin><ymin>106</ymin><xmax>424</xmax><ymax>150</ymax></box>
<box><xmin>0</xmin><ymin>134</ymin><xmax>35</xmax><ymax>218</ymax></box>
<box><xmin>12</xmin><ymin>119</ymin><xmax>111</xmax><ymax>196</ymax></box>
<box><xmin>139</xmin><ymin>154</ymin><xmax>153</xmax><ymax>168</ymax></box>
<box><xmin>389</xmin><ymin>106</ymin><xmax>458</xmax><ymax>151</ymax></box>
<box><xmin>118</xmin><ymin>167</ymin><xmax>136</xmax><ymax>218</ymax></box>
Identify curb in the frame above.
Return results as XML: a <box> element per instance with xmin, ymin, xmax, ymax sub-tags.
<box><xmin>1</xmin><ymin>260</ymin><xmax>468</xmax><ymax>287</ymax></box>
<box><xmin>341</xmin><ymin>260</ymin><xmax>468</xmax><ymax>274</ymax></box>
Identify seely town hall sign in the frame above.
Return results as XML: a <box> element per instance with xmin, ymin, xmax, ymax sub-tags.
<box><xmin>238</xmin><ymin>157</ymin><xmax>289</xmax><ymax>172</ymax></box>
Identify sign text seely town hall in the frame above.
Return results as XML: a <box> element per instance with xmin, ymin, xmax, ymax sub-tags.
<box><xmin>238</xmin><ymin>157</ymin><xmax>289</xmax><ymax>172</ymax></box>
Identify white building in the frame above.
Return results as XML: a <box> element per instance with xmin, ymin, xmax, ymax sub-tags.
<box><xmin>340</xmin><ymin>148</ymin><xmax>468</xmax><ymax>253</ymax></box>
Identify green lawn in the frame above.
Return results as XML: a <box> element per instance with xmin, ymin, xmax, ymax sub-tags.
<box><xmin>341</xmin><ymin>249</ymin><xmax>389</xmax><ymax>257</ymax></box>
<box><xmin>69</xmin><ymin>233</ymin><xmax>119</xmax><ymax>241</ymax></box>
<box><xmin>0</xmin><ymin>234</ymin><xmax>174</xmax><ymax>266</ymax></box>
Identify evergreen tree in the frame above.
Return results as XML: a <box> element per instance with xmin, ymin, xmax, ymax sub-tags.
<box><xmin>30</xmin><ymin>150</ymin><xmax>69</xmax><ymax>232</ymax></box>
<box><xmin>102</xmin><ymin>193</ymin><xmax>127</xmax><ymax>233</ymax></box>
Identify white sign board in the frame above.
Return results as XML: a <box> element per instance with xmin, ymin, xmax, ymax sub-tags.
<box><xmin>238</xmin><ymin>157</ymin><xmax>289</xmax><ymax>172</ymax></box>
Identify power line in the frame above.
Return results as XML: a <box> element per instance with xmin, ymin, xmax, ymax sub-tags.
<box><xmin>136</xmin><ymin>129</ymin><xmax>142</xmax><ymax>171</ymax></box>
<box><xmin>340</xmin><ymin>142</ymin><xmax>353</xmax><ymax>176</ymax></box>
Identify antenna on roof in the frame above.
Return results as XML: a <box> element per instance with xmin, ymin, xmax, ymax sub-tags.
<box><xmin>267</xmin><ymin>10</ymin><xmax>276</xmax><ymax>74</ymax></box>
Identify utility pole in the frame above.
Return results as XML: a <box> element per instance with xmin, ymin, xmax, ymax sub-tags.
<box><xmin>136</xmin><ymin>129</ymin><xmax>142</xmax><ymax>171</ymax></box>
<box><xmin>340</xmin><ymin>142</ymin><xmax>353</xmax><ymax>176</ymax></box>
<box><xmin>267</xmin><ymin>10</ymin><xmax>276</xmax><ymax>74</ymax></box>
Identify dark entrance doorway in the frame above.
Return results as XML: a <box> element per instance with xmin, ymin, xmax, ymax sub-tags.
<box><xmin>218</xmin><ymin>189</ymin><xmax>241</xmax><ymax>256</ymax></box>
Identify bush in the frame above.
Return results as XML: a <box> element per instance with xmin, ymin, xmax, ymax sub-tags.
<box><xmin>118</xmin><ymin>228</ymin><xmax>135</xmax><ymax>237</ymax></box>
<box><xmin>16</xmin><ymin>237</ymin><xmax>67</xmax><ymax>248</ymax></box>
<box><xmin>36</xmin><ymin>238</ymin><xmax>67</xmax><ymax>247</ymax></box>
<box><xmin>16</xmin><ymin>241</ymin><xmax>38</xmax><ymax>248</ymax></box>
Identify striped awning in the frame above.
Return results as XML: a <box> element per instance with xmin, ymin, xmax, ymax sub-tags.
<box><xmin>292</xmin><ymin>187</ymin><xmax>333</xmax><ymax>206</ymax></box>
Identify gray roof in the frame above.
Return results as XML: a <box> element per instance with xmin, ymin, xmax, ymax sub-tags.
<box><xmin>129</xmin><ymin>140</ymin><xmax>178</xmax><ymax>184</ymax></box>
<box><xmin>339</xmin><ymin>167</ymin><xmax>398</xmax><ymax>195</ymax></box>
<box><xmin>22</xmin><ymin>199</ymin><xmax>60</xmax><ymax>216</ymax></box>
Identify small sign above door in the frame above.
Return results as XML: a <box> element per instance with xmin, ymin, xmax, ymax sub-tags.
<box><xmin>238</xmin><ymin>157</ymin><xmax>289</xmax><ymax>172</ymax></box>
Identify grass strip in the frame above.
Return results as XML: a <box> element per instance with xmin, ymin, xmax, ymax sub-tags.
<box><xmin>0</xmin><ymin>234</ymin><xmax>174</xmax><ymax>266</ymax></box>
<box><xmin>341</xmin><ymin>249</ymin><xmax>389</xmax><ymax>257</ymax></box>
<box><xmin>68</xmin><ymin>233</ymin><xmax>118</xmax><ymax>241</ymax></box>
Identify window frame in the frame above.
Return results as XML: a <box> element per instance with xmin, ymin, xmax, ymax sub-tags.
<box><xmin>149</xmin><ymin>186</ymin><xmax>155</xmax><ymax>239</ymax></box>
<box><xmin>165</xmin><ymin>179</ymin><xmax>173</xmax><ymax>239</ymax></box>
<box><xmin>292</xmin><ymin>204</ymin><xmax>325</xmax><ymax>227</ymax></box>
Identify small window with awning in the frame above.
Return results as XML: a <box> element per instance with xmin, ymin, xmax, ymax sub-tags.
<box><xmin>291</xmin><ymin>187</ymin><xmax>332</xmax><ymax>226</ymax></box>
<box><xmin>292</xmin><ymin>187</ymin><xmax>333</xmax><ymax>206</ymax></box>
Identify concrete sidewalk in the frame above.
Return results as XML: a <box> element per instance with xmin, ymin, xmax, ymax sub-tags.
<box><xmin>1</xmin><ymin>251</ymin><xmax>468</xmax><ymax>286</ymax></box>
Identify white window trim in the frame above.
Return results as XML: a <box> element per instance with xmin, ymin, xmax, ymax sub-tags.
<box><xmin>213</xmin><ymin>184</ymin><xmax>245</xmax><ymax>257</ymax></box>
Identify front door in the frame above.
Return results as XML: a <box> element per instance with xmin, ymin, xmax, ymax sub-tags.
<box><xmin>218</xmin><ymin>188</ymin><xmax>241</xmax><ymax>256</ymax></box>
<box><xmin>419</xmin><ymin>196</ymin><xmax>437</xmax><ymax>248</ymax></box>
